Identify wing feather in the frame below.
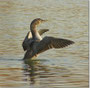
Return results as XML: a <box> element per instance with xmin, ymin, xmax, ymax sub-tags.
<box><xmin>22</xmin><ymin>32</ymin><xmax>32</xmax><ymax>51</ymax></box>
<box><xmin>36</xmin><ymin>37</ymin><xmax>74</xmax><ymax>54</ymax></box>
<box><xmin>38</xmin><ymin>29</ymin><xmax>49</xmax><ymax>35</ymax></box>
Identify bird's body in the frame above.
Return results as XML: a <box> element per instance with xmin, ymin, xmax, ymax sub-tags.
<box><xmin>22</xmin><ymin>29</ymin><xmax>49</xmax><ymax>51</ymax></box>
<box><xmin>22</xmin><ymin>18</ymin><xmax>74</xmax><ymax>60</ymax></box>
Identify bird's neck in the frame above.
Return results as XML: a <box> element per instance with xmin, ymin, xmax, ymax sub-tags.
<box><xmin>30</xmin><ymin>24</ymin><xmax>42</xmax><ymax>40</ymax></box>
<box><xmin>30</xmin><ymin>24</ymin><xmax>37</xmax><ymax>37</ymax></box>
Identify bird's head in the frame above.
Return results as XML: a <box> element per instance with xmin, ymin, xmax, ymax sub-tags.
<box><xmin>31</xmin><ymin>18</ymin><xmax>47</xmax><ymax>27</ymax></box>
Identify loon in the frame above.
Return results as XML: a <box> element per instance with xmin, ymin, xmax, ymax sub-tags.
<box><xmin>22</xmin><ymin>18</ymin><xmax>74</xmax><ymax>60</ymax></box>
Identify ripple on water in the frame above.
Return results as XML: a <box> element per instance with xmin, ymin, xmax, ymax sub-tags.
<box><xmin>0</xmin><ymin>0</ymin><xmax>88</xmax><ymax>88</ymax></box>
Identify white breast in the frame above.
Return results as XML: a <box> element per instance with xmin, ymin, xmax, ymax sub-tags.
<box><xmin>35</xmin><ymin>32</ymin><xmax>42</xmax><ymax>40</ymax></box>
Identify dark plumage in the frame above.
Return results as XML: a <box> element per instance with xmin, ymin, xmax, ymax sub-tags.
<box><xmin>22</xmin><ymin>29</ymin><xmax>49</xmax><ymax>51</ymax></box>
<box><xmin>22</xmin><ymin>18</ymin><xmax>74</xmax><ymax>60</ymax></box>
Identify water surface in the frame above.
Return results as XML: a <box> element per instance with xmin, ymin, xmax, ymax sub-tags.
<box><xmin>0</xmin><ymin>0</ymin><xmax>88</xmax><ymax>88</ymax></box>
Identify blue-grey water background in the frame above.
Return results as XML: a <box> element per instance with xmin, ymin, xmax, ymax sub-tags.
<box><xmin>0</xmin><ymin>0</ymin><xmax>88</xmax><ymax>88</ymax></box>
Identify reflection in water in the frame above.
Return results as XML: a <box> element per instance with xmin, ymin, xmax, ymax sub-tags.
<box><xmin>23</xmin><ymin>59</ymin><xmax>88</xmax><ymax>88</ymax></box>
<box><xmin>24</xmin><ymin>59</ymin><xmax>40</xmax><ymax>84</ymax></box>
<box><xmin>23</xmin><ymin>59</ymin><xmax>50</xmax><ymax>85</ymax></box>
<box><xmin>23</xmin><ymin>59</ymin><xmax>72</xmax><ymax>86</ymax></box>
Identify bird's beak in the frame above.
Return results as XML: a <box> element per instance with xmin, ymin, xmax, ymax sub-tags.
<box><xmin>42</xmin><ymin>19</ymin><xmax>48</xmax><ymax>22</ymax></box>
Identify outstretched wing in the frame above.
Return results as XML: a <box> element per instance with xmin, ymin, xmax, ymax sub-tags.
<box><xmin>38</xmin><ymin>29</ymin><xmax>49</xmax><ymax>35</ymax></box>
<box><xmin>36</xmin><ymin>36</ymin><xmax>74</xmax><ymax>54</ymax></box>
<box><xmin>23</xmin><ymin>37</ymin><xmax>74</xmax><ymax>59</ymax></box>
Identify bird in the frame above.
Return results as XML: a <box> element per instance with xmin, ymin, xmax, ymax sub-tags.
<box><xmin>23</xmin><ymin>18</ymin><xmax>74</xmax><ymax>60</ymax></box>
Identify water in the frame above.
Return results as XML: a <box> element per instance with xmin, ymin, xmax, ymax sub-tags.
<box><xmin>0</xmin><ymin>0</ymin><xmax>88</xmax><ymax>88</ymax></box>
